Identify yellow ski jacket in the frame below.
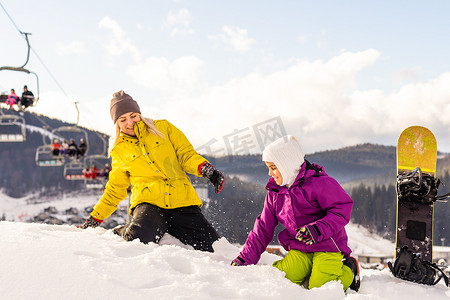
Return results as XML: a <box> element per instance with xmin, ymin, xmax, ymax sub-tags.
<box><xmin>91</xmin><ymin>120</ymin><xmax>208</xmax><ymax>220</ymax></box>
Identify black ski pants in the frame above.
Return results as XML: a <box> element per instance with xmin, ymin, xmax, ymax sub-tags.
<box><xmin>113</xmin><ymin>202</ymin><xmax>219</xmax><ymax>252</ymax></box>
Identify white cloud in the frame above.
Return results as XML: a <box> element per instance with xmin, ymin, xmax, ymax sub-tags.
<box><xmin>98</xmin><ymin>16</ymin><xmax>141</xmax><ymax>62</ymax></box>
<box><xmin>209</xmin><ymin>26</ymin><xmax>255</xmax><ymax>54</ymax></box>
<box><xmin>44</xmin><ymin>48</ymin><xmax>450</xmax><ymax>155</ymax></box>
<box><xmin>166</xmin><ymin>8</ymin><xmax>190</xmax><ymax>27</ymax></box>
<box><xmin>55</xmin><ymin>41</ymin><xmax>85</xmax><ymax>55</ymax></box>
<box><xmin>152</xmin><ymin>49</ymin><xmax>383</xmax><ymax>152</ymax></box>
<box><xmin>164</xmin><ymin>8</ymin><xmax>194</xmax><ymax>36</ymax></box>
<box><xmin>392</xmin><ymin>66</ymin><xmax>421</xmax><ymax>85</ymax></box>
<box><xmin>30</xmin><ymin>90</ymin><xmax>82</xmax><ymax>126</ymax></box>
<box><xmin>317</xmin><ymin>40</ymin><xmax>326</xmax><ymax>49</ymax></box>
<box><xmin>141</xmin><ymin>48</ymin><xmax>450</xmax><ymax>154</ymax></box>
<box><xmin>316</xmin><ymin>30</ymin><xmax>327</xmax><ymax>49</ymax></box>
<box><xmin>126</xmin><ymin>55</ymin><xmax>204</xmax><ymax>92</ymax></box>
<box><xmin>298</xmin><ymin>34</ymin><xmax>307</xmax><ymax>45</ymax></box>
<box><xmin>30</xmin><ymin>90</ymin><xmax>114</xmax><ymax>137</ymax></box>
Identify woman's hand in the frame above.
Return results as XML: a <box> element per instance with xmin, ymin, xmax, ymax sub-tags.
<box><xmin>77</xmin><ymin>216</ymin><xmax>103</xmax><ymax>229</ymax></box>
<box><xmin>200</xmin><ymin>162</ymin><xmax>225</xmax><ymax>193</ymax></box>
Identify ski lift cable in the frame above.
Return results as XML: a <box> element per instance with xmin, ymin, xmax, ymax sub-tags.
<box><xmin>1</xmin><ymin>2</ymin><xmax>78</xmax><ymax>118</ymax></box>
<box><xmin>27</xmin><ymin>37</ymin><xmax>82</xmax><ymax>126</ymax></box>
<box><xmin>0</xmin><ymin>2</ymin><xmax>34</xmax><ymax>72</ymax></box>
<box><xmin>2</xmin><ymin>2</ymin><xmax>108</xmax><ymax>149</ymax></box>
<box><xmin>0</xmin><ymin>2</ymin><xmax>32</xmax><ymax>70</ymax></box>
<box><xmin>28</xmin><ymin>47</ymin><xmax>71</xmax><ymax>100</ymax></box>
<box><xmin>0</xmin><ymin>1</ymin><xmax>22</xmax><ymax>34</ymax></box>
<box><xmin>1</xmin><ymin>3</ymin><xmax>81</xmax><ymax>139</ymax></box>
<box><xmin>74</xmin><ymin>101</ymin><xmax>80</xmax><ymax>126</ymax></box>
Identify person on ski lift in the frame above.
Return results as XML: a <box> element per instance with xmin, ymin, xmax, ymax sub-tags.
<box><xmin>78</xmin><ymin>90</ymin><xmax>225</xmax><ymax>252</ymax></box>
<box><xmin>68</xmin><ymin>139</ymin><xmax>79</xmax><ymax>158</ymax></box>
<box><xmin>83</xmin><ymin>167</ymin><xmax>91</xmax><ymax>179</ymax></box>
<box><xmin>230</xmin><ymin>135</ymin><xmax>360</xmax><ymax>292</ymax></box>
<box><xmin>90</xmin><ymin>165</ymin><xmax>99</xmax><ymax>180</ymax></box>
<box><xmin>20</xmin><ymin>85</ymin><xmax>34</xmax><ymax>108</ymax></box>
<box><xmin>51</xmin><ymin>139</ymin><xmax>61</xmax><ymax>156</ymax></box>
<box><xmin>103</xmin><ymin>163</ymin><xmax>112</xmax><ymax>180</ymax></box>
<box><xmin>78</xmin><ymin>138</ymin><xmax>87</xmax><ymax>158</ymax></box>
<box><xmin>60</xmin><ymin>140</ymin><xmax>69</xmax><ymax>155</ymax></box>
<box><xmin>99</xmin><ymin>168</ymin><xmax>105</xmax><ymax>178</ymax></box>
<box><xmin>5</xmin><ymin>89</ymin><xmax>18</xmax><ymax>109</ymax></box>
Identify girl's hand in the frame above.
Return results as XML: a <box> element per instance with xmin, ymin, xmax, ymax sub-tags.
<box><xmin>231</xmin><ymin>256</ymin><xmax>245</xmax><ymax>266</ymax></box>
<box><xmin>295</xmin><ymin>226</ymin><xmax>314</xmax><ymax>245</ymax></box>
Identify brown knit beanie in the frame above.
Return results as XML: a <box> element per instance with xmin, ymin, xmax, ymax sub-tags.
<box><xmin>110</xmin><ymin>90</ymin><xmax>141</xmax><ymax>124</ymax></box>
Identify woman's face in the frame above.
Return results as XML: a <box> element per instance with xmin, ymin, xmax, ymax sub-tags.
<box><xmin>117</xmin><ymin>112</ymin><xmax>141</xmax><ymax>136</ymax></box>
<box><xmin>265</xmin><ymin>161</ymin><xmax>283</xmax><ymax>185</ymax></box>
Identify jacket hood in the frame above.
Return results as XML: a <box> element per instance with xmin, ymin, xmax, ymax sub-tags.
<box><xmin>262</xmin><ymin>135</ymin><xmax>305</xmax><ymax>186</ymax></box>
<box><xmin>265</xmin><ymin>161</ymin><xmax>327</xmax><ymax>192</ymax></box>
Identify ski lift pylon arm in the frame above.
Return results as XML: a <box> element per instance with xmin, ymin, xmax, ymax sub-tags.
<box><xmin>0</xmin><ymin>31</ymin><xmax>40</xmax><ymax>104</ymax></box>
<box><xmin>74</xmin><ymin>101</ymin><xmax>80</xmax><ymax>126</ymax></box>
<box><xmin>0</xmin><ymin>32</ymin><xmax>32</xmax><ymax>70</ymax></box>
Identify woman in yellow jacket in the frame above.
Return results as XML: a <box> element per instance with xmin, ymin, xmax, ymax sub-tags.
<box><xmin>79</xmin><ymin>91</ymin><xmax>224</xmax><ymax>252</ymax></box>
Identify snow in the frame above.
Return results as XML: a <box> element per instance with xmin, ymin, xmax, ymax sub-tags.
<box><xmin>0</xmin><ymin>190</ymin><xmax>105</xmax><ymax>223</ymax></box>
<box><xmin>1</xmin><ymin>192</ymin><xmax>450</xmax><ymax>299</ymax></box>
<box><xmin>26</xmin><ymin>124</ymin><xmax>63</xmax><ymax>140</ymax></box>
<box><xmin>346</xmin><ymin>224</ymin><xmax>395</xmax><ymax>261</ymax></box>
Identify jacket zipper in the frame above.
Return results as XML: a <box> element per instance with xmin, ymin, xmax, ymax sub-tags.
<box><xmin>330</xmin><ymin>237</ymin><xmax>341</xmax><ymax>252</ymax></box>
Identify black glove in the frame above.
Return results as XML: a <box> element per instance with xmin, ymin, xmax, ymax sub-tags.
<box><xmin>78</xmin><ymin>216</ymin><xmax>103</xmax><ymax>229</ymax></box>
<box><xmin>200</xmin><ymin>162</ymin><xmax>224</xmax><ymax>193</ymax></box>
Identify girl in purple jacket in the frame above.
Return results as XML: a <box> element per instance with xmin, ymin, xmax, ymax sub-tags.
<box><xmin>231</xmin><ymin>135</ymin><xmax>360</xmax><ymax>291</ymax></box>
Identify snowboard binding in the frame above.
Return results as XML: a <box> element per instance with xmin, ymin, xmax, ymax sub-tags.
<box><xmin>388</xmin><ymin>246</ymin><xmax>449</xmax><ymax>287</ymax></box>
<box><xmin>397</xmin><ymin>168</ymin><xmax>440</xmax><ymax>203</ymax></box>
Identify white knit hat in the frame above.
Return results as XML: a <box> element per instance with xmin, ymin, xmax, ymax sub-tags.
<box><xmin>262</xmin><ymin>135</ymin><xmax>305</xmax><ymax>186</ymax></box>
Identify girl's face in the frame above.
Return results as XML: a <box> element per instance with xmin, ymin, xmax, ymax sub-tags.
<box><xmin>265</xmin><ymin>161</ymin><xmax>283</xmax><ymax>185</ymax></box>
<box><xmin>117</xmin><ymin>112</ymin><xmax>141</xmax><ymax>136</ymax></box>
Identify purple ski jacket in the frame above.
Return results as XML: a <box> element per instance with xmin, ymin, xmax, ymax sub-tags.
<box><xmin>239</xmin><ymin>161</ymin><xmax>353</xmax><ymax>265</ymax></box>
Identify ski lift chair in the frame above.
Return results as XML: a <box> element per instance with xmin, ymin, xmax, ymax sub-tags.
<box><xmin>52</xmin><ymin>126</ymin><xmax>89</xmax><ymax>158</ymax></box>
<box><xmin>35</xmin><ymin>145</ymin><xmax>65</xmax><ymax>166</ymax></box>
<box><xmin>19</xmin><ymin>93</ymin><xmax>37</xmax><ymax>109</ymax></box>
<box><xmin>85</xmin><ymin>180</ymin><xmax>106</xmax><ymax>190</ymax></box>
<box><xmin>0</xmin><ymin>114</ymin><xmax>26</xmax><ymax>142</ymax></box>
<box><xmin>83</xmin><ymin>154</ymin><xmax>111</xmax><ymax>189</ymax></box>
<box><xmin>0</xmin><ymin>32</ymin><xmax>40</xmax><ymax>109</ymax></box>
<box><xmin>35</xmin><ymin>123</ymin><xmax>89</xmax><ymax>168</ymax></box>
<box><xmin>63</xmin><ymin>160</ymin><xmax>85</xmax><ymax>180</ymax></box>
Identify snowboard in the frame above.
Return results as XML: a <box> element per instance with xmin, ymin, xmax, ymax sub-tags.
<box><xmin>395</xmin><ymin>125</ymin><xmax>437</xmax><ymax>263</ymax></box>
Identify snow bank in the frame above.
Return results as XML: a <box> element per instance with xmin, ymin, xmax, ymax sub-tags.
<box><xmin>346</xmin><ymin>223</ymin><xmax>395</xmax><ymax>257</ymax></box>
<box><xmin>0</xmin><ymin>221</ymin><xmax>449</xmax><ymax>300</ymax></box>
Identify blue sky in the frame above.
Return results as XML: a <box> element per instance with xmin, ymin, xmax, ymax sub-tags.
<box><xmin>1</xmin><ymin>0</ymin><xmax>449</xmax><ymax>155</ymax></box>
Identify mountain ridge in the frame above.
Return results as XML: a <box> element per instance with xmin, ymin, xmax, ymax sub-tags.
<box><xmin>2</xmin><ymin>109</ymin><xmax>449</xmax><ymax>197</ymax></box>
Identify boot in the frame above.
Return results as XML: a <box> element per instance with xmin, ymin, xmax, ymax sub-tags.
<box><xmin>344</xmin><ymin>256</ymin><xmax>361</xmax><ymax>292</ymax></box>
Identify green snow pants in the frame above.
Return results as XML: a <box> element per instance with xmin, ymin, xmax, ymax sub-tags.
<box><xmin>272</xmin><ymin>250</ymin><xmax>353</xmax><ymax>290</ymax></box>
